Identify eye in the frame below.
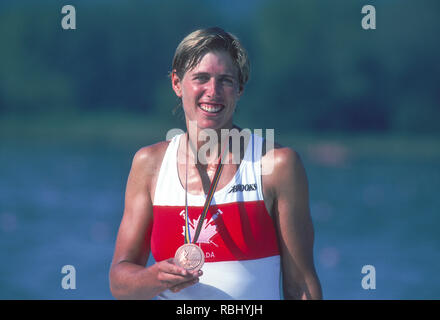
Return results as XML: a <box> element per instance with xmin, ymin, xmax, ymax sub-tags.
<box><xmin>193</xmin><ymin>74</ymin><xmax>209</xmax><ymax>82</ymax></box>
<box><xmin>221</xmin><ymin>77</ymin><xmax>234</xmax><ymax>86</ymax></box>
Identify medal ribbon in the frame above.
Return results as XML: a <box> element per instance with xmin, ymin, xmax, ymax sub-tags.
<box><xmin>184</xmin><ymin>133</ymin><xmax>229</xmax><ymax>244</ymax></box>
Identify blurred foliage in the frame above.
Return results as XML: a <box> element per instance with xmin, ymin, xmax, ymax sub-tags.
<box><xmin>0</xmin><ymin>0</ymin><xmax>439</xmax><ymax>134</ymax></box>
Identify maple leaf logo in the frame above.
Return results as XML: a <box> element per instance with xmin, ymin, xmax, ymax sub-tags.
<box><xmin>180</xmin><ymin>209</ymin><xmax>223</xmax><ymax>247</ymax></box>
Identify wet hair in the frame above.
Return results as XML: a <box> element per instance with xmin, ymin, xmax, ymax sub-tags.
<box><xmin>171</xmin><ymin>27</ymin><xmax>250</xmax><ymax>89</ymax></box>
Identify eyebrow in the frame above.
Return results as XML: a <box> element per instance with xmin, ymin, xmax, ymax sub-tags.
<box><xmin>191</xmin><ymin>72</ymin><xmax>236</xmax><ymax>78</ymax></box>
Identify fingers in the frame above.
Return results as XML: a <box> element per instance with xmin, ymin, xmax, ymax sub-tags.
<box><xmin>160</xmin><ymin>258</ymin><xmax>191</xmax><ymax>276</ymax></box>
<box><xmin>156</xmin><ymin>258</ymin><xmax>202</xmax><ymax>291</ymax></box>
<box><xmin>162</xmin><ymin>258</ymin><xmax>202</xmax><ymax>277</ymax></box>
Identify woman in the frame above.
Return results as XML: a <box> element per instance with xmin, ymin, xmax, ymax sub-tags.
<box><xmin>109</xmin><ymin>27</ymin><xmax>322</xmax><ymax>300</ymax></box>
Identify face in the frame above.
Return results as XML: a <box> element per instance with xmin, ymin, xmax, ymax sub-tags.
<box><xmin>172</xmin><ymin>50</ymin><xmax>242</xmax><ymax>131</ymax></box>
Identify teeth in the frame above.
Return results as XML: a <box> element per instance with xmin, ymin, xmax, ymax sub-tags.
<box><xmin>199</xmin><ymin>103</ymin><xmax>223</xmax><ymax>113</ymax></box>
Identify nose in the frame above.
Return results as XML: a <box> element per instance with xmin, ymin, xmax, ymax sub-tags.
<box><xmin>205</xmin><ymin>78</ymin><xmax>221</xmax><ymax>98</ymax></box>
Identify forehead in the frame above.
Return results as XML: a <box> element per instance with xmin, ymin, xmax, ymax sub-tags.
<box><xmin>187</xmin><ymin>50</ymin><xmax>238</xmax><ymax>76</ymax></box>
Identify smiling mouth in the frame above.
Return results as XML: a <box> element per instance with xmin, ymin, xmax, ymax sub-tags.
<box><xmin>198</xmin><ymin>103</ymin><xmax>224</xmax><ymax>114</ymax></box>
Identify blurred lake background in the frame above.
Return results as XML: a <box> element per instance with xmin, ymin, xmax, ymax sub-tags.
<box><xmin>1</xmin><ymin>0</ymin><xmax>439</xmax><ymax>299</ymax></box>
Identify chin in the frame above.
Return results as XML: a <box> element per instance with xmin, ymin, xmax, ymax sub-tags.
<box><xmin>198</xmin><ymin>119</ymin><xmax>233</xmax><ymax>131</ymax></box>
<box><xmin>186</xmin><ymin>117</ymin><xmax>230</xmax><ymax>131</ymax></box>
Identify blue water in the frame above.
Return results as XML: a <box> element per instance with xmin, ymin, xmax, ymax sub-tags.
<box><xmin>0</xmin><ymin>139</ymin><xmax>439</xmax><ymax>299</ymax></box>
<box><xmin>309</xmin><ymin>155</ymin><xmax>440</xmax><ymax>299</ymax></box>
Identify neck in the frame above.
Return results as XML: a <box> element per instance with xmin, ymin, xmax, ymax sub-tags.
<box><xmin>186</xmin><ymin>124</ymin><xmax>234</xmax><ymax>167</ymax></box>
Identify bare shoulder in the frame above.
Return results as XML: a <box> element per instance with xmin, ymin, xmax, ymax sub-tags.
<box><xmin>128</xmin><ymin>140</ymin><xmax>171</xmax><ymax>190</ymax></box>
<box><xmin>261</xmin><ymin>141</ymin><xmax>308</xmax><ymax>204</ymax></box>
<box><xmin>262</xmin><ymin>141</ymin><xmax>306</xmax><ymax>182</ymax></box>
<box><xmin>132</xmin><ymin>140</ymin><xmax>170</xmax><ymax>172</ymax></box>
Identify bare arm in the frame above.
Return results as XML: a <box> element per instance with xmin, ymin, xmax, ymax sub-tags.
<box><xmin>266</xmin><ymin>147</ymin><xmax>322</xmax><ymax>300</ymax></box>
<box><xmin>109</xmin><ymin>146</ymin><xmax>200</xmax><ymax>300</ymax></box>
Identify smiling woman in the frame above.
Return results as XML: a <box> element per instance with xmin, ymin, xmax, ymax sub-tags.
<box><xmin>109</xmin><ymin>27</ymin><xmax>322</xmax><ymax>300</ymax></box>
<box><xmin>170</xmin><ymin>27</ymin><xmax>249</xmax><ymax>131</ymax></box>
<box><xmin>172</xmin><ymin>50</ymin><xmax>241</xmax><ymax>131</ymax></box>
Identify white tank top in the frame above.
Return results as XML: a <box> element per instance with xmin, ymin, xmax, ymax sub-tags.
<box><xmin>151</xmin><ymin>133</ymin><xmax>281</xmax><ymax>299</ymax></box>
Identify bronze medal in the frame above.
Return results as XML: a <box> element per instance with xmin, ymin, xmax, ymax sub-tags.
<box><xmin>174</xmin><ymin>243</ymin><xmax>205</xmax><ymax>271</ymax></box>
<box><xmin>174</xmin><ymin>133</ymin><xmax>229</xmax><ymax>272</ymax></box>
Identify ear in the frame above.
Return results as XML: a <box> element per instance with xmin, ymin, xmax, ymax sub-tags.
<box><xmin>237</xmin><ymin>84</ymin><xmax>244</xmax><ymax>99</ymax></box>
<box><xmin>171</xmin><ymin>70</ymin><xmax>182</xmax><ymax>98</ymax></box>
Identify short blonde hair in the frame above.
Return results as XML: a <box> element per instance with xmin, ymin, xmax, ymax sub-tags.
<box><xmin>171</xmin><ymin>27</ymin><xmax>250</xmax><ymax>89</ymax></box>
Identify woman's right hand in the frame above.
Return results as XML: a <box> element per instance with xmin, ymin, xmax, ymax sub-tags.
<box><xmin>110</xmin><ymin>145</ymin><xmax>203</xmax><ymax>299</ymax></box>
<box><xmin>153</xmin><ymin>258</ymin><xmax>202</xmax><ymax>293</ymax></box>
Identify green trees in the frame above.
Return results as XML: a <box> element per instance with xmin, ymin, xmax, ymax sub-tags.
<box><xmin>1</xmin><ymin>0</ymin><xmax>438</xmax><ymax>133</ymax></box>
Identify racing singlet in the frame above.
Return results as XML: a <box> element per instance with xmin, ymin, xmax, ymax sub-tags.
<box><xmin>151</xmin><ymin>133</ymin><xmax>281</xmax><ymax>299</ymax></box>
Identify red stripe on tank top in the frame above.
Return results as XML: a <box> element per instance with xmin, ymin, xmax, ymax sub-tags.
<box><xmin>151</xmin><ymin>200</ymin><xmax>280</xmax><ymax>263</ymax></box>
